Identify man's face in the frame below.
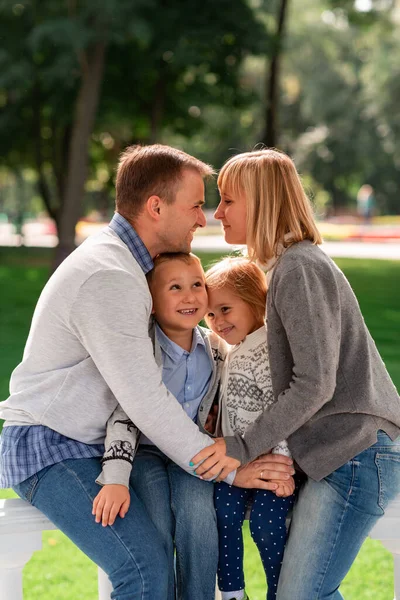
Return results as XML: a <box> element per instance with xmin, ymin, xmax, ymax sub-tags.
<box><xmin>150</xmin><ymin>259</ymin><xmax>208</xmax><ymax>335</ymax></box>
<box><xmin>159</xmin><ymin>169</ymin><xmax>207</xmax><ymax>253</ymax></box>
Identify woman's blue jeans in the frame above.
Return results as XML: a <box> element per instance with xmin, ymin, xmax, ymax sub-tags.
<box><xmin>277</xmin><ymin>431</ymin><xmax>400</xmax><ymax>599</ymax></box>
<box><xmin>13</xmin><ymin>457</ymin><xmax>169</xmax><ymax>600</ymax></box>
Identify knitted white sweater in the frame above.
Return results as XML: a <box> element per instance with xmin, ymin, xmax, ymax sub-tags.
<box><xmin>220</xmin><ymin>325</ymin><xmax>290</xmax><ymax>457</ymax></box>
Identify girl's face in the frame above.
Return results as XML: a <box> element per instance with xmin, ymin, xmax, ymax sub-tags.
<box><xmin>206</xmin><ymin>286</ymin><xmax>263</xmax><ymax>345</ymax></box>
<box><xmin>214</xmin><ymin>187</ymin><xmax>247</xmax><ymax>245</ymax></box>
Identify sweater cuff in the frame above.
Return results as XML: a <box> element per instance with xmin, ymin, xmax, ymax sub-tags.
<box><xmin>95</xmin><ymin>459</ymin><xmax>132</xmax><ymax>488</ymax></box>
<box><xmin>224</xmin><ymin>435</ymin><xmax>246</xmax><ymax>463</ymax></box>
<box><xmin>224</xmin><ymin>469</ymin><xmax>237</xmax><ymax>486</ymax></box>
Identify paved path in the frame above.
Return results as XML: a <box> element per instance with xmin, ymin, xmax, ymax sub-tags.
<box><xmin>1</xmin><ymin>223</ymin><xmax>400</xmax><ymax>260</ymax></box>
<box><xmin>191</xmin><ymin>235</ymin><xmax>400</xmax><ymax>260</ymax></box>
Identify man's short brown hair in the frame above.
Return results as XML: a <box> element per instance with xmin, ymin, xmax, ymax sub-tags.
<box><xmin>115</xmin><ymin>144</ymin><xmax>214</xmax><ymax>220</ymax></box>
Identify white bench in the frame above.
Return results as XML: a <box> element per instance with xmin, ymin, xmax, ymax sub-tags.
<box><xmin>1</xmin><ymin>496</ymin><xmax>400</xmax><ymax>600</ymax></box>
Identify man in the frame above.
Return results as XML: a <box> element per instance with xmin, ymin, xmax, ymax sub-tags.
<box><xmin>0</xmin><ymin>145</ymin><xmax>293</xmax><ymax>599</ymax></box>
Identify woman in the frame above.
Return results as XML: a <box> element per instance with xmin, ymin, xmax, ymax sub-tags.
<box><xmin>193</xmin><ymin>148</ymin><xmax>400</xmax><ymax>599</ymax></box>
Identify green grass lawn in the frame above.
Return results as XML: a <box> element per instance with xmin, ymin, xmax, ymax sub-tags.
<box><xmin>0</xmin><ymin>247</ymin><xmax>399</xmax><ymax>599</ymax></box>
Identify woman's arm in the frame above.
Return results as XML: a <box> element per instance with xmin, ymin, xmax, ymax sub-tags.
<box><xmin>193</xmin><ymin>263</ymin><xmax>342</xmax><ymax>468</ymax></box>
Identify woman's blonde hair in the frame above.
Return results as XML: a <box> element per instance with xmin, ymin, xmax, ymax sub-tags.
<box><xmin>205</xmin><ymin>257</ymin><xmax>267</xmax><ymax>324</ymax></box>
<box><xmin>218</xmin><ymin>148</ymin><xmax>322</xmax><ymax>263</ymax></box>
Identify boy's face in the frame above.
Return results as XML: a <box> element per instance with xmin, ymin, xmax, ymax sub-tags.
<box><xmin>150</xmin><ymin>259</ymin><xmax>208</xmax><ymax>334</ymax></box>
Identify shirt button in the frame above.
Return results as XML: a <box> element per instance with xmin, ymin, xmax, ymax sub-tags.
<box><xmin>187</xmin><ymin>385</ymin><xmax>191</xmax><ymax>390</ymax></box>
<box><xmin>185</xmin><ymin>403</ymin><xmax>190</xmax><ymax>408</ymax></box>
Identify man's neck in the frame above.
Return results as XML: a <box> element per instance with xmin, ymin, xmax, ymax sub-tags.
<box><xmin>125</xmin><ymin>216</ymin><xmax>163</xmax><ymax>259</ymax></box>
<box><xmin>159</xmin><ymin>325</ymin><xmax>194</xmax><ymax>353</ymax></box>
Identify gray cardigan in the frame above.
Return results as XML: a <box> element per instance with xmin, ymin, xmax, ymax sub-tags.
<box><xmin>224</xmin><ymin>241</ymin><xmax>400</xmax><ymax>480</ymax></box>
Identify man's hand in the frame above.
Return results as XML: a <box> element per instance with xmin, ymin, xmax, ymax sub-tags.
<box><xmin>92</xmin><ymin>484</ymin><xmax>130</xmax><ymax>527</ymax></box>
<box><xmin>191</xmin><ymin>438</ymin><xmax>241</xmax><ymax>480</ymax></box>
<box><xmin>233</xmin><ymin>453</ymin><xmax>295</xmax><ymax>490</ymax></box>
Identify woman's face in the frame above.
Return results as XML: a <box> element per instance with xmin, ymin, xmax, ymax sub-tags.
<box><xmin>214</xmin><ymin>187</ymin><xmax>247</xmax><ymax>245</ymax></box>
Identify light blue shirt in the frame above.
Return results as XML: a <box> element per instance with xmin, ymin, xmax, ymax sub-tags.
<box><xmin>140</xmin><ymin>323</ymin><xmax>212</xmax><ymax>445</ymax></box>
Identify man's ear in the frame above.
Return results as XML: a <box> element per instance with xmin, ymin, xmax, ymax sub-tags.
<box><xmin>145</xmin><ymin>195</ymin><xmax>162</xmax><ymax>220</ymax></box>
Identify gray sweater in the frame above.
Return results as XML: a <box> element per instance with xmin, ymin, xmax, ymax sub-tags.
<box><xmin>0</xmin><ymin>227</ymin><xmax>216</xmax><ymax>476</ymax></box>
<box><xmin>224</xmin><ymin>241</ymin><xmax>400</xmax><ymax>480</ymax></box>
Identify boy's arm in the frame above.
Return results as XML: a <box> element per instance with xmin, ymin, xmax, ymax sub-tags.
<box><xmin>93</xmin><ymin>404</ymin><xmax>140</xmax><ymax>527</ymax></box>
<box><xmin>96</xmin><ymin>403</ymin><xmax>141</xmax><ymax>488</ymax></box>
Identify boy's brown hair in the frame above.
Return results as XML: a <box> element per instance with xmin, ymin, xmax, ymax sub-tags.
<box><xmin>116</xmin><ymin>144</ymin><xmax>214</xmax><ymax>221</ymax></box>
<box><xmin>147</xmin><ymin>252</ymin><xmax>204</xmax><ymax>287</ymax></box>
<box><xmin>205</xmin><ymin>257</ymin><xmax>267</xmax><ymax>324</ymax></box>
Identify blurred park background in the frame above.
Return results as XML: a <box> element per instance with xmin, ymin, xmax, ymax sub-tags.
<box><xmin>0</xmin><ymin>0</ymin><xmax>400</xmax><ymax>598</ymax></box>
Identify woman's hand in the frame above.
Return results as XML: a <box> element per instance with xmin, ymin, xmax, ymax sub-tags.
<box><xmin>233</xmin><ymin>453</ymin><xmax>295</xmax><ymax>490</ymax></box>
<box><xmin>191</xmin><ymin>438</ymin><xmax>241</xmax><ymax>480</ymax></box>
<box><xmin>92</xmin><ymin>484</ymin><xmax>130</xmax><ymax>527</ymax></box>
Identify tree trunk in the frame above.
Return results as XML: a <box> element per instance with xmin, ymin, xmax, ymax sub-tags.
<box><xmin>53</xmin><ymin>39</ymin><xmax>107</xmax><ymax>270</ymax></box>
<box><xmin>261</xmin><ymin>0</ymin><xmax>289</xmax><ymax>147</ymax></box>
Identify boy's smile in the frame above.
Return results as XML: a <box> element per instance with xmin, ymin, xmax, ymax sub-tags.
<box><xmin>149</xmin><ymin>259</ymin><xmax>208</xmax><ymax>341</ymax></box>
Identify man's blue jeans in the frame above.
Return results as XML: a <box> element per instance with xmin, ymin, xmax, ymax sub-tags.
<box><xmin>277</xmin><ymin>431</ymin><xmax>400</xmax><ymax>599</ymax></box>
<box><xmin>131</xmin><ymin>445</ymin><xmax>218</xmax><ymax>600</ymax></box>
<box><xmin>13</xmin><ymin>457</ymin><xmax>169</xmax><ymax>600</ymax></box>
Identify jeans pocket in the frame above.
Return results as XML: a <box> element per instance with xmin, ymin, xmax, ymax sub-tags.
<box><xmin>375</xmin><ymin>452</ymin><xmax>400</xmax><ymax>512</ymax></box>
<box><xmin>13</xmin><ymin>473</ymin><xmax>39</xmax><ymax>504</ymax></box>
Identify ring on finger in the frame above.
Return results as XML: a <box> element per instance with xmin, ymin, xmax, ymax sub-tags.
<box><xmin>260</xmin><ymin>470</ymin><xmax>264</xmax><ymax>479</ymax></box>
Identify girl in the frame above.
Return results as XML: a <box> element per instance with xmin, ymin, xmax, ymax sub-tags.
<box><xmin>205</xmin><ymin>257</ymin><xmax>295</xmax><ymax>600</ymax></box>
<box><xmin>192</xmin><ymin>148</ymin><xmax>400</xmax><ymax>600</ymax></box>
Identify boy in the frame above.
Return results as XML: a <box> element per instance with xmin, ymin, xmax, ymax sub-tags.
<box><xmin>93</xmin><ymin>252</ymin><xmax>228</xmax><ymax>600</ymax></box>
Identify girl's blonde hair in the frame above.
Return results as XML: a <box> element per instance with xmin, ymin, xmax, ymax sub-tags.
<box><xmin>205</xmin><ymin>257</ymin><xmax>267</xmax><ymax>324</ymax></box>
<box><xmin>218</xmin><ymin>148</ymin><xmax>322</xmax><ymax>263</ymax></box>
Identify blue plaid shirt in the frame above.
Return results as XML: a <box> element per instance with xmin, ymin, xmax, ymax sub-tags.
<box><xmin>0</xmin><ymin>213</ymin><xmax>153</xmax><ymax>488</ymax></box>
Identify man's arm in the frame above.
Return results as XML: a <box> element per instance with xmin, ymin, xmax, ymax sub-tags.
<box><xmin>70</xmin><ymin>269</ymin><xmax>237</xmax><ymax>478</ymax></box>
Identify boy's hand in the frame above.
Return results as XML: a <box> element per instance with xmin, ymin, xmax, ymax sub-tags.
<box><xmin>191</xmin><ymin>438</ymin><xmax>241</xmax><ymax>480</ymax></box>
<box><xmin>273</xmin><ymin>476</ymin><xmax>295</xmax><ymax>498</ymax></box>
<box><xmin>92</xmin><ymin>484</ymin><xmax>130</xmax><ymax>527</ymax></box>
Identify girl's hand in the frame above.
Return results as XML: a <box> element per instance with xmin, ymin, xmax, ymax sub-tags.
<box><xmin>273</xmin><ymin>476</ymin><xmax>295</xmax><ymax>497</ymax></box>
<box><xmin>92</xmin><ymin>484</ymin><xmax>130</xmax><ymax>527</ymax></box>
<box><xmin>191</xmin><ymin>438</ymin><xmax>241</xmax><ymax>480</ymax></box>
<box><xmin>233</xmin><ymin>453</ymin><xmax>295</xmax><ymax>490</ymax></box>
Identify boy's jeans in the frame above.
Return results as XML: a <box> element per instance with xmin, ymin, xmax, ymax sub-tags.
<box><xmin>131</xmin><ymin>444</ymin><xmax>219</xmax><ymax>600</ymax></box>
<box><xmin>277</xmin><ymin>431</ymin><xmax>400</xmax><ymax>599</ymax></box>
<box><xmin>13</xmin><ymin>457</ymin><xmax>169</xmax><ymax>600</ymax></box>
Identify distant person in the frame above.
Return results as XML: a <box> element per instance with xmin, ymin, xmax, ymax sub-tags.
<box><xmin>192</xmin><ymin>148</ymin><xmax>400</xmax><ymax>600</ymax></box>
<box><xmin>357</xmin><ymin>184</ymin><xmax>375</xmax><ymax>223</ymax></box>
